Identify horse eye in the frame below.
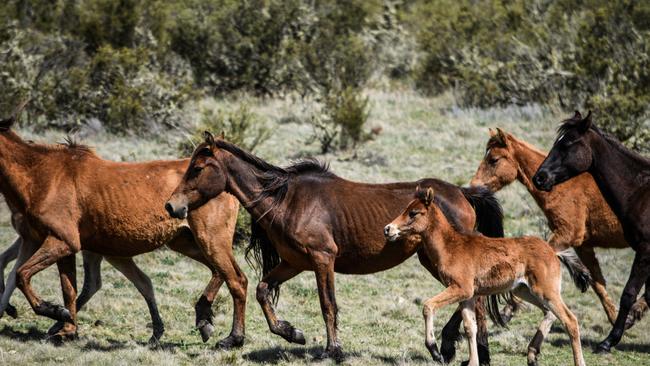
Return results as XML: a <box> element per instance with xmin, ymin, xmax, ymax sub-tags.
<box><xmin>408</xmin><ymin>210</ymin><xmax>419</xmax><ymax>218</ymax></box>
<box><xmin>488</xmin><ymin>157</ymin><xmax>500</xmax><ymax>165</ymax></box>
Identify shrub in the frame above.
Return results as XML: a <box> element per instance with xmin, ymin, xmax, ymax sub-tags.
<box><xmin>409</xmin><ymin>0</ymin><xmax>650</xmax><ymax>151</ymax></box>
<box><xmin>308</xmin><ymin>87</ymin><xmax>371</xmax><ymax>154</ymax></box>
<box><xmin>178</xmin><ymin>101</ymin><xmax>271</xmax><ymax>156</ymax></box>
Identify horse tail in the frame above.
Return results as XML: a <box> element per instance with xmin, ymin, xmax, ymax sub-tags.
<box><xmin>245</xmin><ymin>221</ymin><xmax>281</xmax><ymax>303</ymax></box>
<box><xmin>460</xmin><ymin>185</ymin><xmax>504</xmax><ymax>238</ymax></box>
<box><xmin>557</xmin><ymin>249</ymin><xmax>593</xmax><ymax>293</ymax></box>
<box><xmin>462</xmin><ymin>185</ymin><xmax>513</xmax><ymax>326</ymax></box>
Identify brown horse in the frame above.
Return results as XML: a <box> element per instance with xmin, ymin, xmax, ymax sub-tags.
<box><xmin>533</xmin><ymin>111</ymin><xmax>650</xmax><ymax>353</ymax></box>
<box><xmin>385</xmin><ymin>187</ymin><xmax>589</xmax><ymax>366</ymax></box>
<box><xmin>0</xmin><ymin>106</ymin><xmax>245</xmax><ymax>347</ymax></box>
<box><xmin>166</xmin><ymin>132</ymin><xmax>504</xmax><ymax>362</ymax></box>
<box><xmin>0</xmin><ymin>237</ymin><xmax>179</xmax><ymax>343</ymax></box>
<box><xmin>471</xmin><ymin>128</ymin><xmax>647</xmax><ymax>326</ymax></box>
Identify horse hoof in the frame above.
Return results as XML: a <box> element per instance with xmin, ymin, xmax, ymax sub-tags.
<box><xmin>5</xmin><ymin>303</ymin><xmax>17</xmax><ymax>319</ymax></box>
<box><xmin>292</xmin><ymin>328</ymin><xmax>306</xmax><ymax>345</ymax></box>
<box><xmin>426</xmin><ymin>343</ymin><xmax>445</xmax><ymax>364</ymax></box>
<box><xmin>47</xmin><ymin>330</ymin><xmax>78</xmax><ymax>344</ymax></box>
<box><xmin>48</xmin><ymin>321</ymin><xmax>65</xmax><ymax>336</ymax></box>
<box><xmin>197</xmin><ymin>320</ymin><xmax>214</xmax><ymax>343</ymax></box>
<box><xmin>148</xmin><ymin>336</ymin><xmax>162</xmax><ymax>349</ymax></box>
<box><xmin>215</xmin><ymin>334</ymin><xmax>245</xmax><ymax>349</ymax></box>
<box><xmin>594</xmin><ymin>341</ymin><xmax>611</xmax><ymax>354</ymax></box>
<box><xmin>317</xmin><ymin>346</ymin><xmax>344</xmax><ymax>362</ymax></box>
<box><xmin>276</xmin><ymin>320</ymin><xmax>306</xmax><ymax>345</ymax></box>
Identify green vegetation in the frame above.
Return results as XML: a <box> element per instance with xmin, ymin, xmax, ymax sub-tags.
<box><xmin>0</xmin><ymin>91</ymin><xmax>647</xmax><ymax>365</ymax></box>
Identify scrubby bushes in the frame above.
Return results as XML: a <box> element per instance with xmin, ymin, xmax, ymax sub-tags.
<box><xmin>408</xmin><ymin>0</ymin><xmax>650</xmax><ymax>151</ymax></box>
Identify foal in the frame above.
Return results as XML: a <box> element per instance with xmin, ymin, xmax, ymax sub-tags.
<box><xmin>471</xmin><ymin>128</ymin><xmax>646</xmax><ymax>326</ymax></box>
<box><xmin>385</xmin><ymin>187</ymin><xmax>588</xmax><ymax>366</ymax></box>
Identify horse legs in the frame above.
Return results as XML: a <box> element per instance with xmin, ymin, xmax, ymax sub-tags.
<box><xmin>256</xmin><ymin>261</ymin><xmax>304</xmax><ymax>344</ymax></box>
<box><xmin>0</xmin><ymin>238</ymin><xmax>38</xmax><ymax>316</ymax></box>
<box><xmin>310</xmin><ymin>250</ymin><xmax>341</xmax><ymax>360</ymax></box>
<box><xmin>460</xmin><ymin>299</ymin><xmax>479</xmax><ymax>366</ymax></box>
<box><xmin>574</xmin><ymin>246</ymin><xmax>618</xmax><ymax>324</ymax></box>
<box><xmin>544</xmin><ymin>293</ymin><xmax>585</xmax><ymax>366</ymax></box>
<box><xmin>626</xmin><ymin>280</ymin><xmax>649</xmax><ymax>329</ymax></box>
<box><xmin>513</xmin><ymin>286</ymin><xmax>556</xmax><ymax>366</ymax></box>
<box><xmin>422</xmin><ymin>286</ymin><xmax>473</xmax><ymax>363</ymax></box>
<box><xmin>0</xmin><ymin>237</ymin><xmax>20</xmax><ymax>318</ymax></box>
<box><xmin>596</xmin><ymin>247</ymin><xmax>650</xmax><ymax>353</ymax></box>
<box><xmin>105</xmin><ymin>256</ymin><xmax>165</xmax><ymax>346</ymax></box>
<box><xmin>16</xmin><ymin>236</ymin><xmax>76</xmax><ymax>323</ymax></box>
<box><xmin>166</xmin><ymin>231</ymin><xmax>224</xmax><ymax>343</ymax></box>
<box><xmin>52</xmin><ymin>254</ymin><xmax>78</xmax><ymax>340</ymax></box>
<box><xmin>417</xmin><ymin>249</ymin><xmax>490</xmax><ymax>365</ymax></box>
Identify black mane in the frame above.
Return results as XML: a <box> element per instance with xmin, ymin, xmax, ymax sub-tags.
<box><xmin>212</xmin><ymin>139</ymin><xmax>334</xmax><ymax>220</ymax></box>
<box><xmin>557</xmin><ymin>115</ymin><xmax>649</xmax><ymax>165</ymax></box>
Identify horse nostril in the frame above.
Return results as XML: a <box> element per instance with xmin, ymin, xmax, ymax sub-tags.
<box><xmin>384</xmin><ymin>226</ymin><xmax>390</xmax><ymax>236</ymax></box>
<box><xmin>164</xmin><ymin>202</ymin><xmax>174</xmax><ymax>215</ymax></box>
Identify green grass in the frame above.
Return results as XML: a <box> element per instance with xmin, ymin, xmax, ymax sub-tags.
<box><xmin>0</xmin><ymin>91</ymin><xmax>647</xmax><ymax>365</ymax></box>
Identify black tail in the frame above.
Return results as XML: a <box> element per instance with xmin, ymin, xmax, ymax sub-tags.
<box><xmin>245</xmin><ymin>222</ymin><xmax>281</xmax><ymax>303</ymax></box>
<box><xmin>462</xmin><ymin>186</ymin><xmax>513</xmax><ymax>326</ymax></box>
<box><xmin>461</xmin><ymin>186</ymin><xmax>504</xmax><ymax>238</ymax></box>
<box><xmin>557</xmin><ymin>249</ymin><xmax>593</xmax><ymax>293</ymax></box>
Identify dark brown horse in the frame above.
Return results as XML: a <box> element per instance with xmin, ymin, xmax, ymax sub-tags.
<box><xmin>534</xmin><ymin>111</ymin><xmax>650</xmax><ymax>353</ymax></box>
<box><xmin>0</xmin><ymin>105</ymin><xmax>245</xmax><ymax>347</ymax></box>
<box><xmin>166</xmin><ymin>132</ymin><xmax>504</xmax><ymax>362</ymax></box>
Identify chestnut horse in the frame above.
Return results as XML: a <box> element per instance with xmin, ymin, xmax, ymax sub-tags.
<box><xmin>471</xmin><ymin>128</ymin><xmax>647</xmax><ymax>326</ymax></box>
<box><xmin>0</xmin><ymin>106</ymin><xmax>245</xmax><ymax>347</ymax></box>
<box><xmin>534</xmin><ymin>111</ymin><xmax>650</xmax><ymax>353</ymax></box>
<box><xmin>0</xmin><ymin>237</ymin><xmax>182</xmax><ymax>343</ymax></box>
<box><xmin>385</xmin><ymin>187</ymin><xmax>589</xmax><ymax>366</ymax></box>
<box><xmin>166</xmin><ymin>132</ymin><xmax>504</xmax><ymax>362</ymax></box>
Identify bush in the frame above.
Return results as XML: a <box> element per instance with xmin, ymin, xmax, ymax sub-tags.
<box><xmin>178</xmin><ymin>101</ymin><xmax>271</xmax><ymax>156</ymax></box>
<box><xmin>408</xmin><ymin>0</ymin><xmax>650</xmax><ymax>151</ymax></box>
<box><xmin>308</xmin><ymin>87</ymin><xmax>371</xmax><ymax>154</ymax></box>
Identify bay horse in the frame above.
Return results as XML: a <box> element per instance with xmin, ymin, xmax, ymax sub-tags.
<box><xmin>0</xmin><ymin>105</ymin><xmax>246</xmax><ymax>347</ymax></box>
<box><xmin>166</xmin><ymin>132</ymin><xmax>505</xmax><ymax>362</ymax></box>
<box><xmin>533</xmin><ymin>111</ymin><xmax>650</xmax><ymax>353</ymax></box>
<box><xmin>471</xmin><ymin>128</ymin><xmax>647</xmax><ymax>327</ymax></box>
<box><xmin>0</xmin><ymin>237</ymin><xmax>179</xmax><ymax>343</ymax></box>
<box><xmin>385</xmin><ymin>187</ymin><xmax>589</xmax><ymax>366</ymax></box>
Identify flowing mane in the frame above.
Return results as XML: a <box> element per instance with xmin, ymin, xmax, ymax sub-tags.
<box><xmin>212</xmin><ymin>139</ymin><xmax>334</xmax><ymax>219</ymax></box>
<box><xmin>557</xmin><ymin>117</ymin><xmax>650</xmax><ymax>166</ymax></box>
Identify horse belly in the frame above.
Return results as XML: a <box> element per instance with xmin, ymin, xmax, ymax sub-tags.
<box><xmin>79</xmin><ymin>216</ymin><xmax>182</xmax><ymax>257</ymax></box>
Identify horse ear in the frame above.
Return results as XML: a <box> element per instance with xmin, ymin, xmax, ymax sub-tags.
<box><xmin>573</xmin><ymin>110</ymin><xmax>582</xmax><ymax>121</ymax></box>
<box><xmin>488</xmin><ymin>128</ymin><xmax>496</xmax><ymax>137</ymax></box>
<box><xmin>218</xmin><ymin>130</ymin><xmax>225</xmax><ymax>140</ymax></box>
<box><xmin>578</xmin><ymin>111</ymin><xmax>592</xmax><ymax>133</ymax></box>
<box><xmin>424</xmin><ymin>187</ymin><xmax>435</xmax><ymax>206</ymax></box>
<box><xmin>495</xmin><ymin>128</ymin><xmax>508</xmax><ymax>146</ymax></box>
<box><xmin>203</xmin><ymin>131</ymin><xmax>215</xmax><ymax>145</ymax></box>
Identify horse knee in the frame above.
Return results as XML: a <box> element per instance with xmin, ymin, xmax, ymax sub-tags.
<box><xmin>256</xmin><ymin>282</ymin><xmax>270</xmax><ymax>303</ymax></box>
<box><xmin>15</xmin><ymin>269</ymin><xmax>28</xmax><ymax>291</ymax></box>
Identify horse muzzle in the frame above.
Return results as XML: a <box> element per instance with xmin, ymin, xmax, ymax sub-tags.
<box><xmin>532</xmin><ymin>170</ymin><xmax>554</xmax><ymax>192</ymax></box>
<box><xmin>384</xmin><ymin>224</ymin><xmax>402</xmax><ymax>242</ymax></box>
<box><xmin>165</xmin><ymin>201</ymin><xmax>188</xmax><ymax>219</ymax></box>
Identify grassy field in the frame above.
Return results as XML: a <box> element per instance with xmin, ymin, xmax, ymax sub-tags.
<box><xmin>0</xmin><ymin>91</ymin><xmax>647</xmax><ymax>365</ymax></box>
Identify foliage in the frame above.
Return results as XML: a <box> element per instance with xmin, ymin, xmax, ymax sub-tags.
<box><xmin>178</xmin><ymin>101</ymin><xmax>271</xmax><ymax>156</ymax></box>
<box><xmin>407</xmin><ymin>0</ymin><xmax>650</xmax><ymax>151</ymax></box>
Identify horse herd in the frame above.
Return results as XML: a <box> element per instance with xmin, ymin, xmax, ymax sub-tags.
<box><xmin>0</xmin><ymin>101</ymin><xmax>648</xmax><ymax>366</ymax></box>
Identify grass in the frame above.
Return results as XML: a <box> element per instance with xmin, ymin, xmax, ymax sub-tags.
<box><xmin>0</xmin><ymin>90</ymin><xmax>647</xmax><ymax>365</ymax></box>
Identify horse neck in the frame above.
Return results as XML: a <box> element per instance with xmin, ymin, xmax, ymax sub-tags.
<box><xmin>421</xmin><ymin>206</ymin><xmax>461</xmax><ymax>264</ymax></box>
<box><xmin>0</xmin><ymin>132</ymin><xmax>40</xmax><ymax>210</ymax></box>
<box><xmin>588</xmin><ymin>133</ymin><xmax>644</xmax><ymax>219</ymax></box>
<box><xmin>510</xmin><ymin>138</ymin><xmax>550</xmax><ymax>204</ymax></box>
<box><xmin>222</xmin><ymin>153</ymin><xmax>281</xmax><ymax>225</ymax></box>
